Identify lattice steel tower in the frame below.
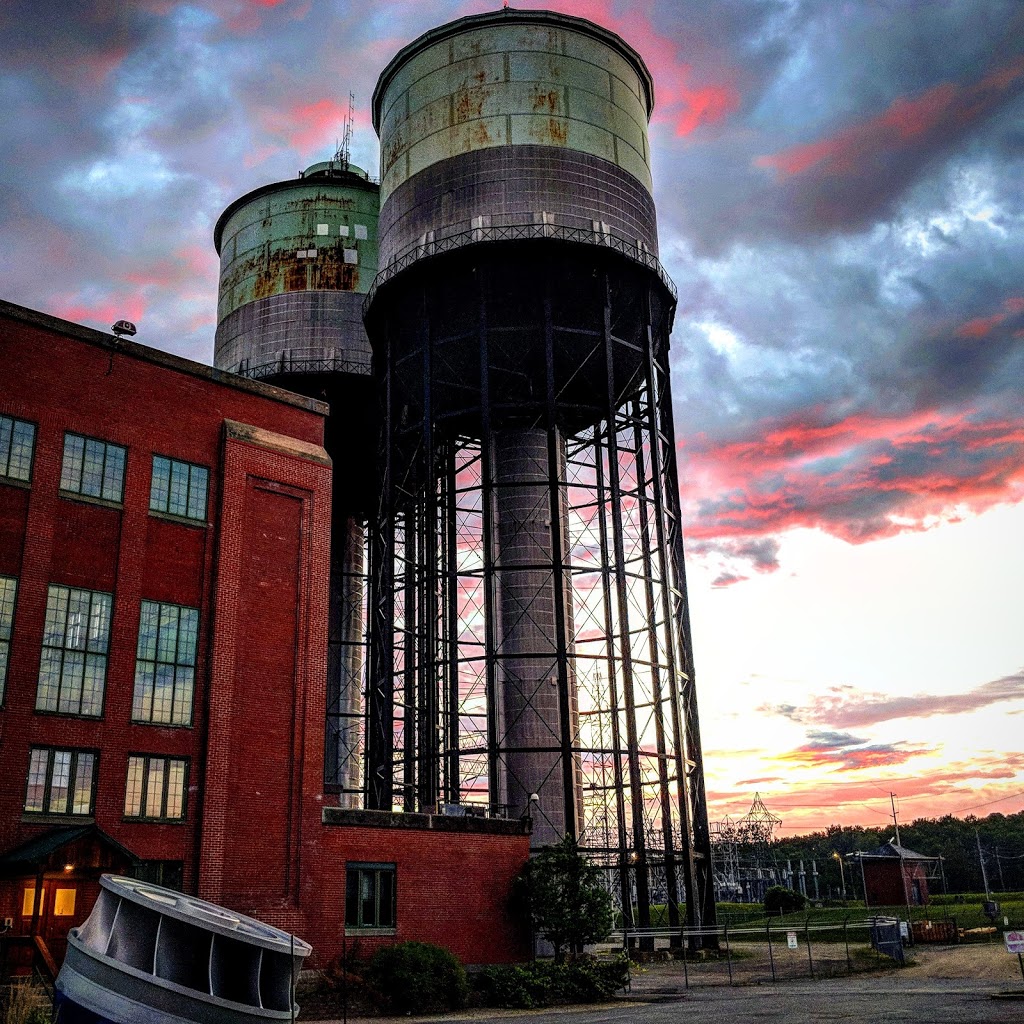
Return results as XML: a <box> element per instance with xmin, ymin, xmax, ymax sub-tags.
<box><xmin>364</xmin><ymin>10</ymin><xmax>716</xmax><ymax>935</ymax></box>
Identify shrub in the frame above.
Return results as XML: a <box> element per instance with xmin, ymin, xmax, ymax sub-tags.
<box><xmin>516</xmin><ymin>836</ymin><xmax>614</xmax><ymax>962</ymax></box>
<box><xmin>764</xmin><ymin>885</ymin><xmax>808</xmax><ymax>916</ymax></box>
<box><xmin>476</xmin><ymin>963</ymin><xmax>549</xmax><ymax>1009</ymax></box>
<box><xmin>476</xmin><ymin>956</ymin><xmax>629</xmax><ymax>1009</ymax></box>
<box><xmin>366</xmin><ymin>941</ymin><xmax>468</xmax><ymax>1014</ymax></box>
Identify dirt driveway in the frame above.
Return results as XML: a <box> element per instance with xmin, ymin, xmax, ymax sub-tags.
<box><xmin>899</xmin><ymin>942</ymin><xmax>1024</xmax><ymax>983</ymax></box>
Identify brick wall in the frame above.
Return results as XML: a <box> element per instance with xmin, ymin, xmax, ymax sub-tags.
<box><xmin>1</xmin><ymin>301</ymin><xmax>532</xmax><ymax>973</ymax></box>
<box><xmin>198</xmin><ymin>422</ymin><xmax>331</xmax><ymax>940</ymax></box>
<box><xmin>0</xmin><ymin>302</ymin><xmax>327</xmax><ymax>892</ymax></box>
<box><xmin>305</xmin><ymin>812</ymin><xmax>532</xmax><ymax>967</ymax></box>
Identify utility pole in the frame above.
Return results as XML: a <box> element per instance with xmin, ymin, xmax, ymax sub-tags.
<box><xmin>889</xmin><ymin>793</ymin><xmax>901</xmax><ymax>845</ymax></box>
<box><xmin>890</xmin><ymin>793</ymin><xmax>913</xmax><ymax>928</ymax></box>
<box><xmin>976</xmin><ymin>829</ymin><xmax>991</xmax><ymax>898</ymax></box>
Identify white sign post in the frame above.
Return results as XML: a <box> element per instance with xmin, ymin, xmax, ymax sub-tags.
<box><xmin>1005</xmin><ymin>931</ymin><xmax>1024</xmax><ymax>983</ymax></box>
<box><xmin>787</xmin><ymin>931</ymin><xmax>798</xmax><ymax>950</ymax></box>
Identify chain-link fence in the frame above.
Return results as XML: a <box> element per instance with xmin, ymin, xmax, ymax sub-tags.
<box><xmin>612</xmin><ymin>916</ymin><xmax>918</xmax><ymax>986</ymax></box>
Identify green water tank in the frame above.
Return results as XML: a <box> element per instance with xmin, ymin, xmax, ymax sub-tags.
<box><xmin>214</xmin><ymin>160</ymin><xmax>379</xmax><ymax>382</ymax></box>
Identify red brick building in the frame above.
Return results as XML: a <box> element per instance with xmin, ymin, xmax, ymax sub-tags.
<box><xmin>0</xmin><ymin>299</ymin><xmax>529</xmax><ymax>976</ymax></box>
<box><xmin>857</xmin><ymin>841</ymin><xmax>935</xmax><ymax>908</ymax></box>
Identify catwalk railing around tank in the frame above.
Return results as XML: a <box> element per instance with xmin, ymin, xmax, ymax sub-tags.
<box><xmin>364</xmin><ymin>218</ymin><xmax>678</xmax><ymax>312</ymax></box>
<box><xmin>229</xmin><ymin>350</ymin><xmax>372</xmax><ymax>381</ymax></box>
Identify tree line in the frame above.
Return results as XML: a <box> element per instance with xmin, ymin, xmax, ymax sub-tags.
<box><xmin>767</xmin><ymin>809</ymin><xmax>1024</xmax><ymax>897</ymax></box>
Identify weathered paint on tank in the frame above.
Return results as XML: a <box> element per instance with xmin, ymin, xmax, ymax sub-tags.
<box><xmin>373</xmin><ymin>12</ymin><xmax>654</xmax><ymax>205</ymax></box>
<box><xmin>215</xmin><ymin>171</ymin><xmax>379</xmax><ymax>325</ymax></box>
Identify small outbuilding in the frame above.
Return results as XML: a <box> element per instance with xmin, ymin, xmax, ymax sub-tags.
<box><xmin>855</xmin><ymin>839</ymin><xmax>939</xmax><ymax>907</ymax></box>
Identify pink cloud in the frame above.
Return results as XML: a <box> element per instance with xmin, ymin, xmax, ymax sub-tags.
<box><xmin>681</xmin><ymin>406</ymin><xmax>1024</xmax><ymax>549</ymax></box>
<box><xmin>755</xmin><ymin>57</ymin><xmax>1024</xmax><ymax>181</ymax></box>
<box><xmin>777</xmin><ymin>743</ymin><xmax>930</xmax><ymax>773</ymax></box>
<box><xmin>254</xmin><ymin>96</ymin><xmax>375</xmax><ymax>162</ymax></box>
<box><xmin>956</xmin><ymin>296</ymin><xmax>1024</xmax><ymax>338</ymax></box>
<box><xmin>762</xmin><ymin>673</ymin><xmax>1024</xmax><ymax>729</ymax></box>
<box><xmin>708</xmin><ymin>757</ymin><xmax>1024</xmax><ymax>830</ymax></box>
<box><xmin>52</xmin><ymin>294</ymin><xmax>148</xmax><ymax>328</ymax></box>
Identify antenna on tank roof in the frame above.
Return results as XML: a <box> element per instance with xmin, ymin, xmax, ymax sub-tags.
<box><xmin>334</xmin><ymin>92</ymin><xmax>355</xmax><ymax>169</ymax></box>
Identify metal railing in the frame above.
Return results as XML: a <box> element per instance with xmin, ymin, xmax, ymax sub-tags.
<box><xmin>364</xmin><ymin>220</ymin><xmax>678</xmax><ymax>311</ymax></box>
<box><xmin>230</xmin><ymin>352</ymin><xmax>373</xmax><ymax>382</ymax></box>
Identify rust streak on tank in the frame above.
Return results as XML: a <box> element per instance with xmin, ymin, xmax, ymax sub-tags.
<box><xmin>455</xmin><ymin>83</ymin><xmax>487</xmax><ymax>123</ymax></box>
<box><xmin>547</xmin><ymin>117</ymin><xmax>568</xmax><ymax>145</ymax></box>
<box><xmin>532</xmin><ymin>89</ymin><xmax>559</xmax><ymax>113</ymax></box>
<box><xmin>470</xmin><ymin>121</ymin><xmax>491</xmax><ymax>146</ymax></box>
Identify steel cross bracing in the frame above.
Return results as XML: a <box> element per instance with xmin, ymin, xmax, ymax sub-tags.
<box><xmin>365</xmin><ymin>246</ymin><xmax>716</xmax><ymax>941</ymax></box>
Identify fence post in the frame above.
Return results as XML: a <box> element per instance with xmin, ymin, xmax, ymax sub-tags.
<box><xmin>766</xmin><ymin>917</ymin><xmax>776</xmax><ymax>983</ymax></box>
<box><xmin>843</xmin><ymin>915</ymin><xmax>852</xmax><ymax>974</ymax></box>
<box><xmin>805</xmin><ymin>914</ymin><xmax>814</xmax><ymax>979</ymax></box>
<box><xmin>724</xmin><ymin>922</ymin><xmax>733</xmax><ymax>986</ymax></box>
<box><xmin>681</xmin><ymin>930</ymin><xmax>689</xmax><ymax>990</ymax></box>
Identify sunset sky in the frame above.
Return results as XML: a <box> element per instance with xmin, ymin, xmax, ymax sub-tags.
<box><xmin>2</xmin><ymin>0</ymin><xmax>1022</xmax><ymax>835</ymax></box>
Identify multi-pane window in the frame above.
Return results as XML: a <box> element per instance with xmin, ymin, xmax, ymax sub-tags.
<box><xmin>345</xmin><ymin>864</ymin><xmax>396</xmax><ymax>930</ymax></box>
<box><xmin>150</xmin><ymin>456</ymin><xmax>208</xmax><ymax>522</ymax></box>
<box><xmin>60</xmin><ymin>433</ymin><xmax>127</xmax><ymax>503</ymax></box>
<box><xmin>36</xmin><ymin>585</ymin><xmax>112</xmax><ymax>716</ymax></box>
<box><xmin>124</xmin><ymin>755</ymin><xmax>188</xmax><ymax>820</ymax></box>
<box><xmin>24</xmin><ymin>747</ymin><xmax>96</xmax><ymax>815</ymax></box>
<box><xmin>134</xmin><ymin>860</ymin><xmax>184</xmax><ymax>890</ymax></box>
<box><xmin>0</xmin><ymin>415</ymin><xmax>36</xmax><ymax>482</ymax></box>
<box><xmin>132</xmin><ymin>601</ymin><xmax>199</xmax><ymax>726</ymax></box>
<box><xmin>0</xmin><ymin>576</ymin><xmax>16</xmax><ymax>704</ymax></box>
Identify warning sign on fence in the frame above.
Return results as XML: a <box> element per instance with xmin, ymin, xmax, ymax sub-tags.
<box><xmin>1005</xmin><ymin>930</ymin><xmax>1024</xmax><ymax>954</ymax></box>
<box><xmin>787</xmin><ymin>931</ymin><xmax>798</xmax><ymax>949</ymax></box>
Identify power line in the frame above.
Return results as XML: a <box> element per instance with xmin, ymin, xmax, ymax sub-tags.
<box><xmin>951</xmin><ymin>789</ymin><xmax>1024</xmax><ymax>814</ymax></box>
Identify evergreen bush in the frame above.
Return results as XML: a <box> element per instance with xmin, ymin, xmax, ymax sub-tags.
<box><xmin>366</xmin><ymin>941</ymin><xmax>468</xmax><ymax>1014</ymax></box>
<box><xmin>764</xmin><ymin>885</ymin><xmax>808</xmax><ymax>915</ymax></box>
<box><xmin>476</xmin><ymin>956</ymin><xmax>629</xmax><ymax>1008</ymax></box>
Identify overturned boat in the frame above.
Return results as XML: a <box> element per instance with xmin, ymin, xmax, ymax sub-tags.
<box><xmin>55</xmin><ymin>874</ymin><xmax>311</xmax><ymax>1023</ymax></box>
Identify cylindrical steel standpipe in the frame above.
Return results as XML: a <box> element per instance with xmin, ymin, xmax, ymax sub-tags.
<box><xmin>327</xmin><ymin>516</ymin><xmax>365</xmax><ymax>806</ymax></box>
<box><xmin>493</xmin><ymin>428</ymin><xmax>580</xmax><ymax>845</ymax></box>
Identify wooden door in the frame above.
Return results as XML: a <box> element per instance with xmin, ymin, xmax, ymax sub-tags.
<box><xmin>44</xmin><ymin>882</ymin><xmax>80</xmax><ymax>964</ymax></box>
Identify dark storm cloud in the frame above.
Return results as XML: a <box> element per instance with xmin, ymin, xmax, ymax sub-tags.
<box><xmin>760</xmin><ymin>671</ymin><xmax>1024</xmax><ymax>729</ymax></box>
<box><xmin>658</xmin><ymin>0</ymin><xmax>1024</xmax><ymax>563</ymax></box>
<box><xmin>0</xmin><ymin>1</ymin><xmax>158</xmax><ymax>78</ymax></box>
<box><xmin>654</xmin><ymin>0</ymin><xmax>1024</xmax><ymax>249</ymax></box>
<box><xmin>755</xmin><ymin>58</ymin><xmax>1024</xmax><ymax>236</ymax></box>
<box><xmin>1</xmin><ymin>0</ymin><xmax>1022</xmax><ymax>547</ymax></box>
<box><xmin>804</xmin><ymin>730</ymin><xmax>868</xmax><ymax>749</ymax></box>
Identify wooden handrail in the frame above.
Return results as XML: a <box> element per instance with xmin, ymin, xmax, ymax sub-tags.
<box><xmin>33</xmin><ymin>934</ymin><xmax>59</xmax><ymax>981</ymax></box>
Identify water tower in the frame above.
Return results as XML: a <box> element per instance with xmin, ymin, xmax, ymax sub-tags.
<box><xmin>213</xmin><ymin>156</ymin><xmax>379</xmax><ymax>806</ymax></box>
<box><xmin>364</xmin><ymin>9</ymin><xmax>715</xmax><ymax>935</ymax></box>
